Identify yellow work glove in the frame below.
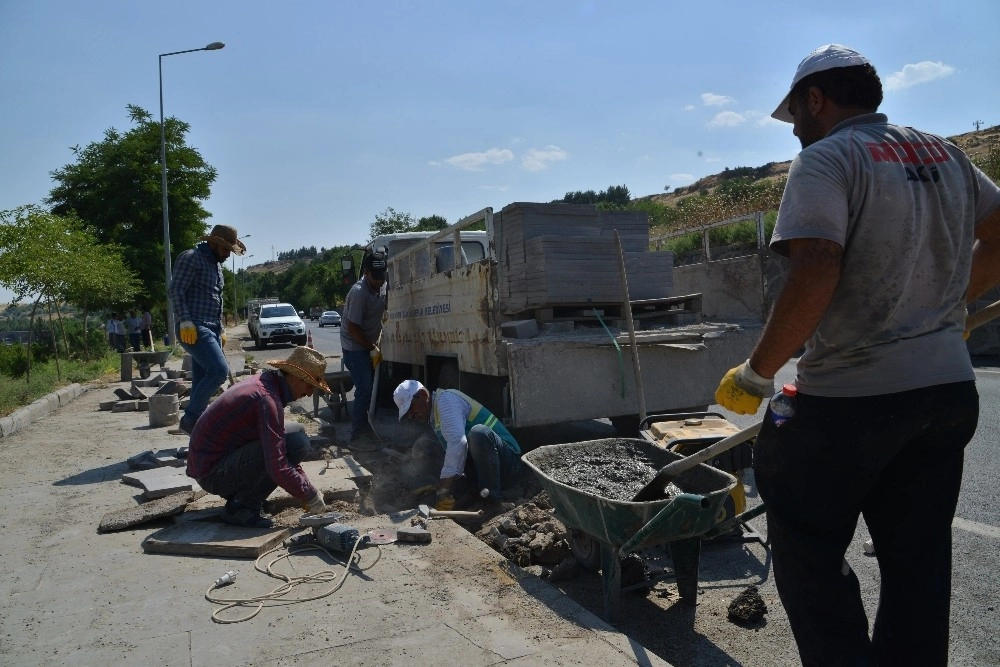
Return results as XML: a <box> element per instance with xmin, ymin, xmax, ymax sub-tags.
<box><xmin>714</xmin><ymin>360</ymin><xmax>773</xmax><ymax>415</ymax></box>
<box><xmin>220</xmin><ymin>327</ymin><xmax>227</xmax><ymax>348</ymax></box>
<box><xmin>370</xmin><ymin>345</ymin><xmax>383</xmax><ymax>368</ymax></box>
<box><xmin>179</xmin><ymin>320</ymin><xmax>198</xmax><ymax>345</ymax></box>
<box><xmin>434</xmin><ymin>493</ymin><xmax>456</xmax><ymax>512</ymax></box>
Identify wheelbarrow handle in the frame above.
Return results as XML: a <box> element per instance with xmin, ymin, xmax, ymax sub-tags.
<box><xmin>618</xmin><ymin>493</ymin><xmax>708</xmax><ymax>558</ymax></box>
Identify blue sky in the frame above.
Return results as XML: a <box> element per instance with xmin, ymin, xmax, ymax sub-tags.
<box><xmin>2</xmin><ymin>1</ymin><xmax>998</xmax><ymax>304</ymax></box>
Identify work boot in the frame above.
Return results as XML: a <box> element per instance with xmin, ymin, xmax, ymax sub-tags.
<box><xmin>221</xmin><ymin>499</ymin><xmax>274</xmax><ymax>529</ymax></box>
<box><xmin>178</xmin><ymin>414</ymin><xmax>197</xmax><ymax>435</ymax></box>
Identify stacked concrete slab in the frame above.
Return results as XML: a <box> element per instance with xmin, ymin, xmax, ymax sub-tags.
<box><xmin>497</xmin><ymin>202</ymin><xmax>674</xmax><ymax>313</ymax></box>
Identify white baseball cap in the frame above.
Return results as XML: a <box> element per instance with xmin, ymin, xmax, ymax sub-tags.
<box><xmin>771</xmin><ymin>44</ymin><xmax>871</xmax><ymax>123</ymax></box>
<box><xmin>393</xmin><ymin>379</ymin><xmax>425</xmax><ymax>420</ymax></box>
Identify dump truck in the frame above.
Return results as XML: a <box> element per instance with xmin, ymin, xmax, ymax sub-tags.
<box><xmin>373</xmin><ymin>202</ymin><xmax>759</xmax><ymax>432</ymax></box>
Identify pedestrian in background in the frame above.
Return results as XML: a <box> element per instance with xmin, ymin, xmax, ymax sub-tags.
<box><xmin>125</xmin><ymin>310</ymin><xmax>142</xmax><ymax>351</ymax></box>
<box><xmin>714</xmin><ymin>44</ymin><xmax>1000</xmax><ymax>666</ymax></box>
<box><xmin>168</xmin><ymin>224</ymin><xmax>246</xmax><ymax>435</ymax></box>
<box><xmin>340</xmin><ymin>251</ymin><xmax>388</xmax><ymax>451</ymax></box>
<box><xmin>140</xmin><ymin>307</ymin><xmax>153</xmax><ymax>349</ymax></box>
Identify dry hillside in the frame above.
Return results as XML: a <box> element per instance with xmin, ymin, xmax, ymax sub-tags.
<box><xmin>637</xmin><ymin>124</ymin><xmax>999</xmax><ymax>211</ymax></box>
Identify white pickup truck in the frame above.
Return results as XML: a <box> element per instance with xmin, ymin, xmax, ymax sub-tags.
<box><xmin>373</xmin><ymin>202</ymin><xmax>758</xmax><ymax>432</ymax></box>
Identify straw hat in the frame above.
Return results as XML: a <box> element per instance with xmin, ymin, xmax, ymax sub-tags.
<box><xmin>201</xmin><ymin>224</ymin><xmax>247</xmax><ymax>255</ymax></box>
<box><xmin>267</xmin><ymin>346</ymin><xmax>330</xmax><ymax>393</ymax></box>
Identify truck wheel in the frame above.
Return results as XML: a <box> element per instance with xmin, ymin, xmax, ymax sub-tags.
<box><xmin>570</xmin><ymin>529</ymin><xmax>602</xmax><ymax>571</ymax></box>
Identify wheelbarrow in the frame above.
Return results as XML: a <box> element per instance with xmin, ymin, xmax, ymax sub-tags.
<box><xmin>120</xmin><ymin>351</ymin><xmax>172</xmax><ymax>381</ymax></box>
<box><xmin>521</xmin><ymin>437</ymin><xmax>736</xmax><ymax>623</ymax></box>
<box><xmin>312</xmin><ymin>370</ymin><xmax>354</xmax><ymax>421</ymax></box>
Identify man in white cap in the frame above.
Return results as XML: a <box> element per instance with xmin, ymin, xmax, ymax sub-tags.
<box><xmin>169</xmin><ymin>224</ymin><xmax>247</xmax><ymax>434</ymax></box>
<box><xmin>394</xmin><ymin>379</ymin><xmax>521</xmax><ymax>512</ymax></box>
<box><xmin>186</xmin><ymin>346</ymin><xmax>329</xmax><ymax>528</ymax></box>
<box><xmin>714</xmin><ymin>44</ymin><xmax>1000</xmax><ymax>665</ymax></box>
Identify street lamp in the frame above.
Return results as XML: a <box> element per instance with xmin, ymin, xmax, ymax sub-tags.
<box><xmin>241</xmin><ymin>254</ymin><xmax>255</xmax><ymax>317</ymax></box>
<box><xmin>232</xmin><ymin>233</ymin><xmax>251</xmax><ymax>323</ymax></box>
<box><xmin>160</xmin><ymin>41</ymin><xmax>225</xmax><ymax>345</ymax></box>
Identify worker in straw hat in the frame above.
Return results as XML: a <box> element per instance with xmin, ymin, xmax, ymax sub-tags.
<box><xmin>168</xmin><ymin>224</ymin><xmax>247</xmax><ymax>435</ymax></box>
<box><xmin>185</xmin><ymin>346</ymin><xmax>331</xmax><ymax>528</ymax></box>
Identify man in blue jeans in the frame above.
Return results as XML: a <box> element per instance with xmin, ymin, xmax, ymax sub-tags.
<box><xmin>394</xmin><ymin>379</ymin><xmax>522</xmax><ymax>513</ymax></box>
<box><xmin>168</xmin><ymin>224</ymin><xmax>246</xmax><ymax>434</ymax></box>
<box><xmin>340</xmin><ymin>251</ymin><xmax>388</xmax><ymax>451</ymax></box>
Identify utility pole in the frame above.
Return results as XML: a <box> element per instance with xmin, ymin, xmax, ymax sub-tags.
<box><xmin>974</xmin><ymin>120</ymin><xmax>984</xmax><ymax>131</ymax></box>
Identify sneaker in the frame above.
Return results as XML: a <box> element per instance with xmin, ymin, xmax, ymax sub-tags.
<box><xmin>221</xmin><ymin>500</ymin><xmax>274</xmax><ymax>529</ymax></box>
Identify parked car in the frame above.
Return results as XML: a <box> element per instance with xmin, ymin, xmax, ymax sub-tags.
<box><xmin>253</xmin><ymin>303</ymin><xmax>307</xmax><ymax>348</ymax></box>
<box><xmin>318</xmin><ymin>311</ymin><xmax>342</xmax><ymax>327</ymax></box>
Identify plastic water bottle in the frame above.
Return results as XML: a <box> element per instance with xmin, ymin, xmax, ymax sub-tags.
<box><xmin>768</xmin><ymin>383</ymin><xmax>797</xmax><ymax>427</ymax></box>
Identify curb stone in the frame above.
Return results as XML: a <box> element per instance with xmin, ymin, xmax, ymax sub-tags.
<box><xmin>0</xmin><ymin>383</ymin><xmax>85</xmax><ymax>439</ymax></box>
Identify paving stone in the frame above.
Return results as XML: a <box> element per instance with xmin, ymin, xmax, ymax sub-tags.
<box><xmin>111</xmin><ymin>400</ymin><xmax>139</xmax><ymax>412</ymax></box>
<box><xmin>141</xmin><ymin>522</ymin><xmax>290</xmax><ymax>557</ymax></box>
<box><xmin>153</xmin><ymin>380</ymin><xmax>180</xmax><ymax>396</ymax></box>
<box><xmin>121</xmin><ymin>467</ymin><xmax>191</xmax><ymax>495</ymax></box>
<box><xmin>98</xmin><ymin>491</ymin><xmax>194</xmax><ymax>532</ymax></box>
<box><xmin>129</xmin><ymin>383</ymin><xmax>149</xmax><ymax>399</ymax></box>
<box><xmin>98</xmin><ymin>400</ymin><xmax>118</xmax><ymax>411</ymax></box>
<box><xmin>137</xmin><ymin>400</ymin><xmax>149</xmax><ymax>411</ymax></box>
<box><xmin>330</xmin><ymin>455</ymin><xmax>372</xmax><ymax>481</ymax></box>
<box><xmin>266</xmin><ymin>460</ymin><xmax>359</xmax><ymax>509</ymax></box>
<box><xmin>501</xmin><ymin>319</ymin><xmax>540</xmax><ymax>339</ymax></box>
<box><xmin>113</xmin><ymin>388</ymin><xmax>133</xmax><ymax>401</ymax></box>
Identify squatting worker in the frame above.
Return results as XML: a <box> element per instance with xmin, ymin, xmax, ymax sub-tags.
<box><xmin>394</xmin><ymin>379</ymin><xmax>522</xmax><ymax>512</ymax></box>
<box><xmin>168</xmin><ymin>224</ymin><xmax>245</xmax><ymax>435</ymax></box>
<box><xmin>340</xmin><ymin>251</ymin><xmax>388</xmax><ymax>450</ymax></box>
<box><xmin>713</xmin><ymin>44</ymin><xmax>1000</xmax><ymax>666</ymax></box>
<box><xmin>186</xmin><ymin>346</ymin><xmax>329</xmax><ymax>528</ymax></box>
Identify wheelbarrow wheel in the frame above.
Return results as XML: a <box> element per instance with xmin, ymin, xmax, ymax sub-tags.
<box><xmin>570</xmin><ymin>529</ymin><xmax>602</xmax><ymax>571</ymax></box>
<box><xmin>138</xmin><ymin>362</ymin><xmax>151</xmax><ymax>379</ymax></box>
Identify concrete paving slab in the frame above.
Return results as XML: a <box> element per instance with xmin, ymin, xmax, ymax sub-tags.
<box><xmin>142</xmin><ymin>521</ymin><xmax>291</xmax><ymax>557</ymax></box>
<box><xmin>98</xmin><ymin>490</ymin><xmax>195</xmax><ymax>532</ymax></box>
<box><xmin>111</xmin><ymin>400</ymin><xmax>139</xmax><ymax>412</ymax></box>
<box><xmin>267</xmin><ymin>460</ymin><xmax>358</xmax><ymax>508</ymax></box>
<box><xmin>328</xmin><ymin>454</ymin><xmax>372</xmax><ymax>481</ymax></box>
<box><xmin>114</xmin><ymin>388</ymin><xmax>133</xmax><ymax>400</ymax></box>
<box><xmin>121</xmin><ymin>466</ymin><xmax>187</xmax><ymax>489</ymax></box>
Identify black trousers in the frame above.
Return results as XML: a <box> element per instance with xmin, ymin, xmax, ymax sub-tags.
<box><xmin>754</xmin><ymin>381</ymin><xmax>978</xmax><ymax>667</ymax></box>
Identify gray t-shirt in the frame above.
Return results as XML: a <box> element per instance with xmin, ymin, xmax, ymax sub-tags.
<box><xmin>772</xmin><ymin>113</ymin><xmax>1000</xmax><ymax>397</ymax></box>
<box><xmin>340</xmin><ymin>278</ymin><xmax>387</xmax><ymax>352</ymax></box>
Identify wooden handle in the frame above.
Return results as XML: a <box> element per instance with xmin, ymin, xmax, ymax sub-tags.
<box><xmin>967</xmin><ymin>298</ymin><xmax>1000</xmax><ymax>332</ymax></box>
<box><xmin>429</xmin><ymin>509</ymin><xmax>484</xmax><ymax>518</ymax></box>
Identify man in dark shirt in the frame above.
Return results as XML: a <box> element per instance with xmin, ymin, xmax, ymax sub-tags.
<box><xmin>168</xmin><ymin>224</ymin><xmax>246</xmax><ymax>434</ymax></box>
<box><xmin>186</xmin><ymin>346</ymin><xmax>330</xmax><ymax>528</ymax></box>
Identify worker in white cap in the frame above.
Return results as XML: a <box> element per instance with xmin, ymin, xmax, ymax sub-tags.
<box><xmin>394</xmin><ymin>379</ymin><xmax>521</xmax><ymax>512</ymax></box>
<box><xmin>714</xmin><ymin>44</ymin><xmax>1000</xmax><ymax>665</ymax></box>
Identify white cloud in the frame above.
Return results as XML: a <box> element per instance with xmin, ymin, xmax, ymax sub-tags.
<box><xmin>702</xmin><ymin>93</ymin><xmax>735</xmax><ymax>107</ymax></box>
<box><xmin>683</xmin><ymin>104</ymin><xmax>696</xmax><ymax>111</ymax></box>
<box><xmin>706</xmin><ymin>111</ymin><xmax>746</xmax><ymax>128</ymax></box>
<box><xmin>442</xmin><ymin>147</ymin><xmax>514</xmax><ymax>171</ymax></box>
<box><xmin>885</xmin><ymin>61</ymin><xmax>956</xmax><ymax>92</ymax></box>
<box><xmin>477</xmin><ymin>184</ymin><xmax>511</xmax><ymax>191</ymax></box>
<box><xmin>521</xmin><ymin>145</ymin><xmax>568</xmax><ymax>172</ymax></box>
<box><xmin>669</xmin><ymin>173</ymin><xmax>695</xmax><ymax>184</ymax></box>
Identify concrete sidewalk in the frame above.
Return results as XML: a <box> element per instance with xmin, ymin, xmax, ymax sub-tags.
<box><xmin>0</xmin><ymin>355</ymin><xmax>669</xmax><ymax>666</ymax></box>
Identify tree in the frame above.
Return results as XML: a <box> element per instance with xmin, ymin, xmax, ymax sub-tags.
<box><xmin>414</xmin><ymin>215</ymin><xmax>448</xmax><ymax>231</ymax></box>
<box><xmin>0</xmin><ymin>206</ymin><xmax>140</xmax><ymax>379</ymax></box>
<box><xmin>46</xmin><ymin>104</ymin><xmax>217</xmax><ymax>319</ymax></box>
<box><xmin>370</xmin><ymin>207</ymin><xmax>416</xmax><ymax>239</ymax></box>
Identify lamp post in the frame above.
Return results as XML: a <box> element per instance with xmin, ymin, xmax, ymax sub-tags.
<box><xmin>160</xmin><ymin>41</ymin><xmax>225</xmax><ymax>345</ymax></box>
<box><xmin>231</xmin><ymin>234</ymin><xmax>251</xmax><ymax>323</ymax></box>
<box><xmin>241</xmin><ymin>254</ymin><xmax>255</xmax><ymax>317</ymax></box>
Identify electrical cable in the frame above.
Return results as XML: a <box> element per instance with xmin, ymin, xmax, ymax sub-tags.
<box><xmin>204</xmin><ymin>535</ymin><xmax>381</xmax><ymax>624</ymax></box>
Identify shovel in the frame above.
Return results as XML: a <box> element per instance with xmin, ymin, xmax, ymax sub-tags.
<box><xmin>632</xmin><ymin>296</ymin><xmax>1000</xmax><ymax>503</ymax></box>
<box><xmin>417</xmin><ymin>504</ymin><xmax>483</xmax><ymax>520</ymax></box>
<box><xmin>632</xmin><ymin>421</ymin><xmax>763</xmax><ymax>502</ymax></box>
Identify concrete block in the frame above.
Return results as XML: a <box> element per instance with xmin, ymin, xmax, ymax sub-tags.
<box><xmin>181</xmin><ymin>354</ymin><xmax>192</xmax><ymax>372</ymax></box>
<box><xmin>137</xmin><ymin>400</ymin><xmax>149</xmax><ymax>411</ymax></box>
<box><xmin>111</xmin><ymin>400</ymin><xmax>139</xmax><ymax>413</ymax></box>
<box><xmin>501</xmin><ymin>319</ymin><xmax>539</xmax><ymax>339</ymax></box>
<box><xmin>330</xmin><ymin>455</ymin><xmax>373</xmax><ymax>481</ymax></box>
<box><xmin>141</xmin><ymin>522</ymin><xmax>290</xmax><ymax>558</ymax></box>
<box><xmin>131</xmin><ymin>377</ymin><xmax>161</xmax><ymax>388</ymax></box>
<box><xmin>55</xmin><ymin>384</ymin><xmax>83</xmax><ymax>406</ymax></box>
<box><xmin>153</xmin><ymin>380</ymin><xmax>180</xmax><ymax>396</ymax></box>
<box><xmin>121</xmin><ymin>466</ymin><xmax>187</xmax><ymax>489</ymax></box>
<box><xmin>114</xmin><ymin>388</ymin><xmax>133</xmax><ymax>401</ymax></box>
<box><xmin>129</xmin><ymin>383</ymin><xmax>149</xmax><ymax>399</ymax></box>
<box><xmin>0</xmin><ymin>416</ymin><xmax>14</xmax><ymax>438</ymax></box>
<box><xmin>98</xmin><ymin>491</ymin><xmax>194</xmax><ymax>532</ymax></box>
<box><xmin>26</xmin><ymin>401</ymin><xmax>51</xmax><ymax>422</ymax></box>
<box><xmin>266</xmin><ymin>460</ymin><xmax>359</xmax><ymax>510</ymax></box>
<box><xmin>99</xmin><ymin>400</ymin><xmax>118</xmax><ymax>411</ymax></box>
